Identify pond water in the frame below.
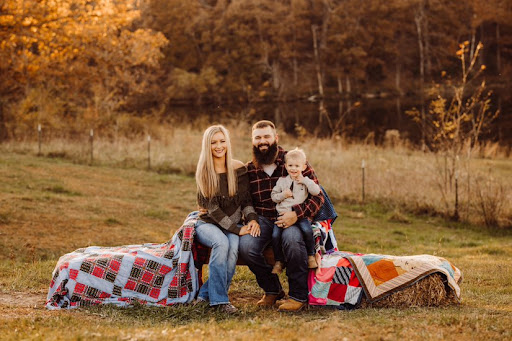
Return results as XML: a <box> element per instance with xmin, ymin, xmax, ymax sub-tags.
<box><xmin>167</xmin><ymin>96</ymin><xmax>511</xmax><ymax>146</ymax></box>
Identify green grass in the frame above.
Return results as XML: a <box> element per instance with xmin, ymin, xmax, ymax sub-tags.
<box><xmin>0</xmin><ymin>152</ymin><xmax>511</xmax><ymax>340</ymax></box>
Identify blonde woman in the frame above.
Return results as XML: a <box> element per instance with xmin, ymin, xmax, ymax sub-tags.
<box><xmin>195</xmin><ymin>125</ymin><xmax>260</xmax><ymax>313</ymax></box>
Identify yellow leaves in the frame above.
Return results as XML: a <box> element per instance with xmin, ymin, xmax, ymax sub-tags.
<box><xmin>0</xmin><ymin>15</ymin><xmax>16</xmax><ymax>26</ymax></box>
<box><xmin>480</xmin><ymin>65</ymin><xmax>486</xmax><ymax>71</ymax></box>
<box><xmin>259</xmin><ymin>90</ymin><xmax>267</xmax><ymax>97</ymax></box>
<box><xmin>441</xmin><ymin>71</ymin><xmax>447</xmax><ymax>77</ymax></box>
<box><xmin>22</xmin><ymin>16</ymin><xmax>35</xmax><ymax>26</ymax></box>
<box><xmin>456</xmin><ymin>49</ymin><xmax>464</xmax><ymax>56</ymax></box>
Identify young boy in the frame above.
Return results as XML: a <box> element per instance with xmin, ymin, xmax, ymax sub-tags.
<box><xmin>271</xmin><ymin>148</ymin><xmax>321</xmax><ymax>273</ymax></box>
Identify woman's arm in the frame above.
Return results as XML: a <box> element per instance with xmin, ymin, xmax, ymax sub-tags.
<box><xmin>197</xmin><ymin>191</ymin><xmax>241</xmax><ymax>234</ymax></box>
<box><xmin>237</xmin><ymin>168</ymin><xmax>258</xmax><ymax>224</ymax></box>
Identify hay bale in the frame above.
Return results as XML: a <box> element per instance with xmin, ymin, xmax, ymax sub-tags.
<box><xmin>359</xmin><ymin>273</ymin><xmax>459</xmax><ymax>308</ymax></box>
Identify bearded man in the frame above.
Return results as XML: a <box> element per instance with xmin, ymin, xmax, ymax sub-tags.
<box><xmin>239</xmin><ymin>120</ymin><xmax>324</xmax><ymax>311</ymax></box>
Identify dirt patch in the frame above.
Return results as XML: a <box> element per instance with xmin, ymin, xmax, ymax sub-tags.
<box><xmin>0</xmin><ymin>291</ymin><xmax>46</xmax><ymax>308</ymax></box>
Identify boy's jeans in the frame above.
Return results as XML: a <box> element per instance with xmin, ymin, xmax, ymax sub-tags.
<box><xmin>195</xmin><ymin>220</ymin><xmax>239</xmax><ymax>306</ymax></box>
<box><xmin>272</xmin><ymin>218</ymin><xmax>315</xmax><ymax>262</ymax></box>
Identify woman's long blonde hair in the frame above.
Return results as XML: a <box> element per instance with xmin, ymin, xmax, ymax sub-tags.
<box><xmin>195</xmin><ymin>125</ymin><xmax>237</xmax><ymax>198</ymax></box>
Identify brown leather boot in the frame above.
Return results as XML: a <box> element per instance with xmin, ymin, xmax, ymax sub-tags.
<box><xmin>256</xmin><ymin>290</ymin><xmax>285</xmax><ymax>307</ymax></box>
<box><xmin>278</xmin><ymin>298</ymin><xmax>306</xmax><ymax>311</ymax></box>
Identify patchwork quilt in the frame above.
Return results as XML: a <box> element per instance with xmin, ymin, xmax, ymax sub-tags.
<box><xmin>46</xmin><ymin>213</ymin><xmax>199</xmax><ymax>309</ymax></box>
<box><xmin>309</xmin><ymin>251</ymin><xmax>463</xmax><ymax>307</ymax></box>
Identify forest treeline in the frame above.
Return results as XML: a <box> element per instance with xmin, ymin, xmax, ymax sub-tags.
<box><xmin>1</xmin><ymin>0</ymin><xmax>511</xmax><ymax>140</ymax></box>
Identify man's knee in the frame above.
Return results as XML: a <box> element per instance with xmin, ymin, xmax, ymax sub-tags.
<box><xmin>282</xmin><ymin>226</ymin><xmax>303</xmax><ymax>243</ymax></box>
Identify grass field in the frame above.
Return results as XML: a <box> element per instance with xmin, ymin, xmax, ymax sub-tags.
<box><xmin>1</xmin><ymin>152</ymin><xmax>511</xmax><ymax>340</ymax></box>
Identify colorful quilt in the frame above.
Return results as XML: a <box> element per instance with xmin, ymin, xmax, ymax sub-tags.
<box><xmin>46</xmin><ymin>213</ymin><xmax>199</xmax><ymax>309</ymax></box>
<box><xmin>309</xmin><ymin>251</ymin><xmax>463</xmax><ymax>307</ymax></box>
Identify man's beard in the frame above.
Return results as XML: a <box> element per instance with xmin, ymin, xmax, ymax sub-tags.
<box><xmin>252</xmin><ymin>141</ymin><xmax>278</xmax><ymax>167</ymax></box>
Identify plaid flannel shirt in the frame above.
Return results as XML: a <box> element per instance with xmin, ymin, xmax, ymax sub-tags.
<box><xmin>247</xmin><ymin>147</ymin><xmax>324</xmax><ymax>221</ymax></box>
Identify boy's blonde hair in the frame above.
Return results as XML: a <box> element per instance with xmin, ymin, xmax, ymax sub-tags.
<box><xmin>285</xmin><ymin>148</ymin><xmax>307</xmax><ymax>164</ymax></box>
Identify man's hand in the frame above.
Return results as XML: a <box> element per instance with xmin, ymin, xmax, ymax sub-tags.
<box><xmin>275</xmin><ymin>211</ymin><xmax>298</xmax><ymax>229</ymax></box>
<box><xmin>247</xmin><ymin>220</ymin><xmax>261</xmax><ymax>237</ymax></box>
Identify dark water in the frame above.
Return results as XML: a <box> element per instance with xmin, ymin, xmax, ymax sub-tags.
<box><xmin>169</xmin><ymin>96</ymin><xmax>511</xmax><ymax>146</ymax></box>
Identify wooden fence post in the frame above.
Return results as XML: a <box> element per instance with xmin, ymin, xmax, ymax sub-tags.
<box><xmin>37</xmin><ymin>124</ymin><xmax>42</xmax><ymax>156</ymax></box>
<box><xmin>361</xmin><ymin>159</ymin><xmax>366</xmax><ymax>203</ymax></box>
<box><xmin>147</xmin><ymin>135</ymin><xmax>151</xmax><ymax>170</ymax></box>
<box><xmin>89</xmin><ymin>129</ymin><xmax>94</xmax><ymax>165</ymax></box>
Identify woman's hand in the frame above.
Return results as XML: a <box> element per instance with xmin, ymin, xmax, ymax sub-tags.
<box><xmin>247</xmin><ymin>220</ymin><xmax>261</xmax><ymax>237</ymax></box>
<box><xmin>239</xmin><ymin>225</ymin><xmax>250</xmax><ymax>236</ymax></box>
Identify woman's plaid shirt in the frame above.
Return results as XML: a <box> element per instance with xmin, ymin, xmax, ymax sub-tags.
<box><xmin>247</xmin><ymin>147</ymin><xmax>324</xmax><ymax>221</ymax></box>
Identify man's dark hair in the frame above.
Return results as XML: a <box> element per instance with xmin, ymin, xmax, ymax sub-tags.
<box><xmin>252</xmin><ymin>120</ymin><xmax>276</xmax><ymax>131</ymax></box>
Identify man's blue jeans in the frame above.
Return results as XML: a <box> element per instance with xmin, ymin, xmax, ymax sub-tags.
<box><xmin>273</xmin><ymin>218</ymin><xmax>316</xmax><ymax>261</ymax></box>
<box><xmin>239</xmin><ymin>215</ymin><xmax>309</xmax><ymax>302</ymax></box>
<box><xmin>195</xmin><ymin>220</ymin><xmax>239</xmax><ymax>306</ymax></box>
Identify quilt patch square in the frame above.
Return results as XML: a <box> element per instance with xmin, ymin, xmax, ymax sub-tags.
<box><xmin>327</xmin><ymin>282</ymin><xmax>348</xmax><ymax>303</ymax></box>
<box><xmin>333</xmin><ymin>266</ymin><xmax>352</xmax><ymax>285</ymax></box>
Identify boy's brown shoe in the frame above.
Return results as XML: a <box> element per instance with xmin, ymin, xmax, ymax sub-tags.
<box><xmin>256</xmin><ymin>290</ymin><xmax>285</xmax><ymax>307</ymax></box>
<box><xmin>278</xmin><ymin>298</ymin><xmax>306</xmax><ymax>311</ymax></box>
<box><xmin>307</xmin><ymin>255</ymin><xmax>318</xmax><ymax>269</ymax></box>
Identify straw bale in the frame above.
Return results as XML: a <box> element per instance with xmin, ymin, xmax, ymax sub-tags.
<box><xmin>359</xmin><ymin>273</ymin><xmax>459</xmax><ymax>308</ymax></box>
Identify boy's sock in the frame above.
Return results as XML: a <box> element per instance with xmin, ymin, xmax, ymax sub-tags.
<box><xmin>272</xmin><ymin>261</ymin><xmax>285</xmax><ymax>274</ymax></box>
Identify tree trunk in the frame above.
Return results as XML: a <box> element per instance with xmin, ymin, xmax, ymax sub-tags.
<box><xmin>395</xmin><ymin>58</ymin><xmax>402</xmax><ymax>96</ymax></box>
<box><xmin>293</xmin><ymin>27</ymin><xmax>298</xmax><ymax>88</ymax></box>
<box><xmin>311</xmin><ymin>25</ymin><xmax>324</xmax><ymax>97</ymax></box>
<box><xmin>424</xmin><ymin>0</ymin><xmax>431</xmax><ymax>80</ymax></box>
<box><xmin>415</xmin><ymin>5</ymin><xmax>426</xmax><ymax>150</ymax></box>
<box><xmin>496</xmin><ymin>22</ymin><xmax>501</xmax><ymax>75</ymax></box>
<box><xmin>470</xmin><ymin>28</ymin><xmax>476</xmax><ymax>61</ymax></box>
<box><xmin>337</xmin><ymin>74</ymin><xmax>343</xmax><ymax>95</ymax></box>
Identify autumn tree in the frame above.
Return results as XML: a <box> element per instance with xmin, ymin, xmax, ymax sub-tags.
<box><xmin>0</xmin><ymin>0</ymin><xmax>167</xmax><ymax>138</ymax></box>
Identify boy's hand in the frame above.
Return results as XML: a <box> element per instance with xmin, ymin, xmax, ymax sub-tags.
<box><xmin>283</xmin><ymin>189</ymin><xmax>293</xmax><ymax>198</ymax></box>
<box><xmin>296</xmin><ymin>173</ymin><xmax>306</xmax><ymax>184</ymax></box>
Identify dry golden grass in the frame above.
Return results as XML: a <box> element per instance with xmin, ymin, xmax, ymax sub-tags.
<box><xmin>3</xmin><ymin>122</ymin><xmax>510</xmax><ymax>228</ymax></box>
<box><xmin>0</xmin><ymin>151</ymin><xmax>511</xmax><ymax>340</ymax></box>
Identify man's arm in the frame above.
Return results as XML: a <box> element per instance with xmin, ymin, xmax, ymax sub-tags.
<box><xmin>292</xmin><ymin>162</ymin><xmax>324</xmax><ymax>220</ymax></box>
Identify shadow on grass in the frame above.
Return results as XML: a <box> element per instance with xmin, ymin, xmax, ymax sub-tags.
<box><xmin>82</xmin><ymin>301</ymin><xmax>341</xmax><ymax>324</ymax></box>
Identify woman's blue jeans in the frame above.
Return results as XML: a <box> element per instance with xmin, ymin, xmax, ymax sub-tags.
<box><xmin>195</xmin><ymin>220</ymin><xmax>239</xmax><ymax>306</ymax></box>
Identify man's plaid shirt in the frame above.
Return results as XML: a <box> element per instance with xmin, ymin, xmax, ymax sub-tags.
<box><xmin>247</xmin><ymin>147</ymin><xmax>324</xmax><ymax>221</ymax></box>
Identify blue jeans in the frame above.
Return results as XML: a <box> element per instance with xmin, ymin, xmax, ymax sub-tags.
<box><xmin>273</xmin><ymin>218</ymin><xmax>315</xmax><ymax>261</ymax></box>
<box><xmin>195</xmin><ymin>220</ymin><xmax>239</xmax><ymax>306</ymax></box>
<box><xmin>239</xmin><ymin>215</ymin><xmax>308</xmax><ymax>302</ymax></box>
